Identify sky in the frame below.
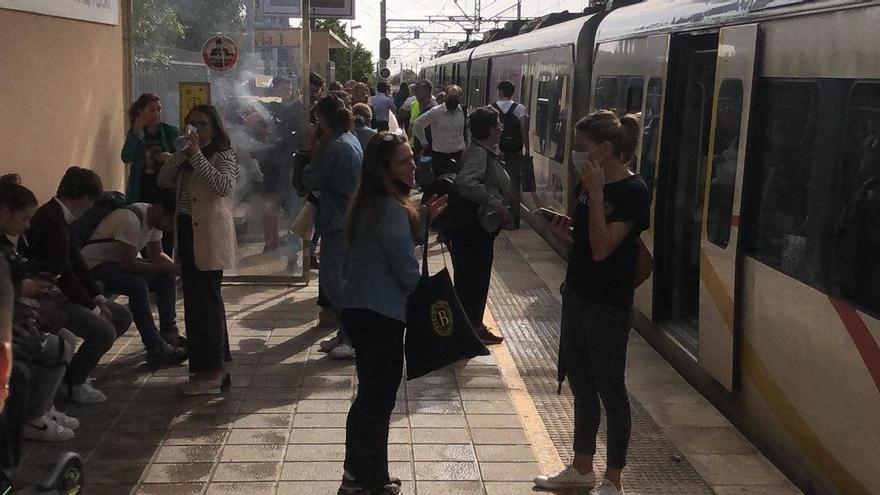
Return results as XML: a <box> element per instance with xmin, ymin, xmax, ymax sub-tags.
<box><xmin>300</xmin><ymin>0</ymin><xmax>589</xmax><ymax>75</ymax></box>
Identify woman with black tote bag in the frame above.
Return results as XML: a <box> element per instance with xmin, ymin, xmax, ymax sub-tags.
<box><xmin>339</xmin><ymin>132</ymin><xmax>446</xmax><ymax>495</ymax></box>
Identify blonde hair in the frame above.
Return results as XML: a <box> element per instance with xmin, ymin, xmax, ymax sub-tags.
<box><xmin>575</xmin><ymin>110</ymin><xmax>641</xmax><ymax>163</ymax></box>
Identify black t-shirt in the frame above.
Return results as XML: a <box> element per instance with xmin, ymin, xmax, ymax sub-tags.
<box><xmin>140</xmin><ymin>125</ymin><xmax>174</xmax><ymax>203</ymax></box>
<box><xmin>565</xmin><ymin>174</ymin><xmax>650</xmax><ymax>308</ymax></box>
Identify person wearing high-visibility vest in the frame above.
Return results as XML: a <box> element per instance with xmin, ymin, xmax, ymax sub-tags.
<box><xmin>399</xmin><ymin>79</ymin><xmax>436</xmax><ymax>148</ymax></box>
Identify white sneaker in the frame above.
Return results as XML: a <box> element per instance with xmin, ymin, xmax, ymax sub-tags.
<box><xmin>22</xmin><ymin>414</ymin><xmax>75</xmax><ymax>442</ymax></box>
<box><xmin>591</xmin><ymin>479</ymin><xmax>625</xmax><ymax>495</ymax></box>
<box><xmin>534</xmin><ymin>465</ymin><xmax>597</xmax><ymax>490</ymax></box>
<box><xmin>70</xmin><ymin>382</ymin><xmax>107</xmax><ymax>404</ymax></box>
<box><xmin>48</xmin><ymin>407</ymin><xmax>80</xmax><ymax>430</ymax></box>
<box><xmin>330</xmin><ymin>343</ymin><xmax>355</xmax><ymax>359</ymax></box>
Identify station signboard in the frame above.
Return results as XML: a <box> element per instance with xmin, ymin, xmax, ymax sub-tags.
<box><xmin>0</xmin><ymin>0</ymin><xmax>119</xmax><ymax>25</ymax></box>
<box><xmin>261</xmin><ymin>0</ymin><xmax>355</xmax><ymax>19</ymax></box>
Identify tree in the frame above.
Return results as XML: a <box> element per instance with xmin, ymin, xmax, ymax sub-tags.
<box><xmin>315</xmin><ymin>19</ymin><xmax>375</xmax><ymax>82</ymax></box>
<box><xmin>132</xmin><ymin>0</ymin><xmax>246</xmax><ymax>65</ymax></box>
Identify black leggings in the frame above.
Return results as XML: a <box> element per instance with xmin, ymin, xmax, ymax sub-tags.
<box><xmin>560</xmin><ymin>287</ymin><xmax>632</xmax><ymax>469</ymax></box>
<box><xmin>343</xmin><ymin>308</ymin><xmax>405</xmax><ymax>490</ymax></box>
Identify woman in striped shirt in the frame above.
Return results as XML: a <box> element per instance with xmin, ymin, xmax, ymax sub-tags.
<box><xmin>159</xmin><ymin>104</ymin><xmax>239</xmax><ymax>396</ymax></box>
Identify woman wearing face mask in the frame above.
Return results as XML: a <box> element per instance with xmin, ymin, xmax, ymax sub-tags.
<box><xmin>158</xmin><ymin>105</ymin><xmax>239</xmax><ymax>395</ymax></box>
<box><xmin>339</xmin><ymin>132</ymin><xmax>446</xmax><ymax>495</ymax></box>
<box><xmin>122</xmin><ymin>93</ymin><xmax>180</xmax><ymax>204</ymax></box>
<box><xmin>534</xmin><ymin>111</ymin><xmax>649</xmax><ymax>495</ymax></box>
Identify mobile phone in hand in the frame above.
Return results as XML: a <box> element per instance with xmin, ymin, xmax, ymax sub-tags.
<box><xmin>536</xmin><ymin>207</ymin><xmax>571</xmax><ymax>222</ymax></box>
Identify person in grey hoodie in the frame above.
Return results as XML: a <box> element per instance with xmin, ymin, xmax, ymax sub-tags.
<box><xmin>339</xmin><ymin>132</ymin><xmax>446</xmax><ymax>495</ymax></box>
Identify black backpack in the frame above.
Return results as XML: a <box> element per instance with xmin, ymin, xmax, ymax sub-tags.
<box><xmin>70</xmin><ymin>192</ymin><xmax>144</xmax><ymax>249</ymax></box>
<box><xmin>492</xmin><ymin>102</ymin><xmax>523</xmax><ymax>154</ymax></box>
<box><xmin>424</xmin><ymin>152</ymin><xmax>491</xmax><ymax>234</ymax></box>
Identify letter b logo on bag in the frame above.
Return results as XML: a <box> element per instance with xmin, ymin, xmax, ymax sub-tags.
<box><xmin>430</xmin><ymin>300</ymin><xmax>454</xmax><ymax>337</ymax></box>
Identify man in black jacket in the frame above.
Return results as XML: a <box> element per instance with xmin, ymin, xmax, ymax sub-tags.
<box><xmin>25</xmin><ymin>167</ymin><xmax>132</xmax><ymax>404</ymax></box>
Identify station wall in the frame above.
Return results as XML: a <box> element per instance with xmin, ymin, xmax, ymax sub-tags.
<box><xmin>0</xmin><ymin>7</ymin><xmax>127</xmax><ymax>202</ymax></box>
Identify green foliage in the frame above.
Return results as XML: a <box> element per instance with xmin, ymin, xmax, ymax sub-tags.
<box><xmin>132</xmin><ymin>0</ymin><xmax>246</xmax><ymax>65</ymax></box>
<box><xmin>315</xmin><ymin>19</ymin><xmax>375</xmax><ymax>82</ymax></box>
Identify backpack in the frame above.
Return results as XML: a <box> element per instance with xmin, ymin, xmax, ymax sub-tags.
<box><xmin>492</xmin><ymin>102</ymin><xmax>523</xmax><ymax>154</ymax></box>
<box><xmin>70</xmin><ymin>192</ymin><xmax>144</xmax><ymax>249</ymax></box>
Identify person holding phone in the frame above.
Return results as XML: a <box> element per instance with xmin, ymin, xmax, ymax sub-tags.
<box><xmin>122</xmin><ymin>93</ymin><xmax>180</xmax><ymax>204</ymax></box>
<box><xmin>534</xmin><ymin>111</ymin><xmax>649</xmax><ymax>495</ymax></box>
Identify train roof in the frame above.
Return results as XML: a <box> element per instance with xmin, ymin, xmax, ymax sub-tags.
<box><xmin>596</xmin><ymin>0</ymin><xmax>874</xmax><ymax>42</ymax></box>
<box><xmin>423</xmin><ymin>14</ymin><xmax>596</xmax><ymax>69</ymax></box>
<box><xmin>471</xmin><ymin>14</ymin><xmax>598</xmax><ymax>59</ymax></box>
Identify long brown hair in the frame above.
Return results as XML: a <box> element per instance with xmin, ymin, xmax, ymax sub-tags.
<box><xmin>346</xmin><ymin>132</ymin><xmax>420</xmax><ymax>245</ymax></box>
<box><xmin>187</xmin><ymin>104</ymin><xmax>232</xmax><ymax>159</ymax></box>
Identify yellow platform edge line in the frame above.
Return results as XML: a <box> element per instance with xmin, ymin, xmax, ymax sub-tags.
<box><xmin>484</xmin><ymin>308</ymin><xmax>566</xmax><ymax>473</ymax></box>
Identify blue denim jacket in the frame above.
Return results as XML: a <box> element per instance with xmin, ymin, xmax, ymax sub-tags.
<box><xmin>303</xmin><ymin>131</ymin><xmax>363</xmax><ymax>234</ymax></box>
<box><xmin>343</xmin><ymin>198</ymin><xmax>422</xmax><ymax>323</ymax></box>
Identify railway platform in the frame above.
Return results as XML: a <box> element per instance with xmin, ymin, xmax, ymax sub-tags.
<box><xmin>14</xmin><ymin>226</ymin><xmax>801</xmax><ymax>495</ymax></box>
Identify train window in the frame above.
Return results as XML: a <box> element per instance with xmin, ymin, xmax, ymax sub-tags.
<box><xmin>830</xmin><ymin>82</ymin><xmax>880</xmax><ymax>317</ymax></box>
<box><xmin>640</xmin><ymin>78</ymin><xmax>662</xmax><ymax>196</ymax></box>
<box><xmin>594</xmin><ymin>77</ymin><xmax>618</xmax><ymax>111</ymax></box>
<box><xmin>536</xmin><ymin>72</ymin><xmax>553</xmax><ymax>154</ymax></box>
<box><xmin>706</xmin><ymin>80</ymin><xmax>744</xmax><ymax>248</ymax></box>
<box><xmin>549</xmin><ymin>75</ymin><xmax>570</xmax><ymax>163</ymax></box>
<box><xmin>626</xmin><ymin>78</ymin><xmax>644</xmax><ymax>114</ymax></box>
<box><xmin>745</xmin><ymin>80</ymin><xmax>818</xmax><ymax>280</ymax></box>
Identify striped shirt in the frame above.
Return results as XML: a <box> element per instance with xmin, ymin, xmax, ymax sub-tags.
<box><xmin>159</xmin><ymin>148</ymin><xmax>239</xmax><ymax>214</ymax></box>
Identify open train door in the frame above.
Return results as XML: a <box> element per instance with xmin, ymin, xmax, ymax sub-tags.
<box><xmin>698</xmin><ymin>24</ymin><xmax>758</xmax><ymax>391</ymax></box>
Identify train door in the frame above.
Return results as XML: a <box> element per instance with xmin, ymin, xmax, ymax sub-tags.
<box><xmin>698</xmin><ymin>24</ymin><xmax>758</xmax><ymax>390</ymax></box>
<box><xmin>654</xmin><ymin>32</ymin><xmax>719</xmax><ymax>354</ymax></box>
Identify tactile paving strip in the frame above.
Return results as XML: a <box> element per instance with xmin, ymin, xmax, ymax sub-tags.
<box><xmin>486</xmin><ymin>235</ymin><xmax>714</xmax><ymax>494</ymax></box>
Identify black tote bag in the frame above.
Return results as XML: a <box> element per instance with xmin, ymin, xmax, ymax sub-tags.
<box><xmin>405</xmin><ymin>236</ymin><xmax>490</xmax><ymax>380</ymax></box>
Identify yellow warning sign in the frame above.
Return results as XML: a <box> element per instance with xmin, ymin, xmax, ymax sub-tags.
<box><xmin>178</xmin><ymin>82</ymin><xmax>211</xmax><ymax>129</ymax></box>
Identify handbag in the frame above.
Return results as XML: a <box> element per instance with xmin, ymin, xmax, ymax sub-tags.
<box><xmin>404</xmin><ymin>234</ymin><xmax>490</xmax><ymax>380</ymax></box>
<box><xmin>633</xmin><ymin>238</ymin><xmax>654</xmax><ymax>288</ymax></box>
<box><xmin>291</xmin><ymin>200</ymin><xmax>316</xmax><ymax>240</ymax></box>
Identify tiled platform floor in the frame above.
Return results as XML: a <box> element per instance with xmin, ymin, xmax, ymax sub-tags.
<box><xmin>16</xmin><ymin>284</ymin><xmax>549</xmax><ymax>494</ymax></box>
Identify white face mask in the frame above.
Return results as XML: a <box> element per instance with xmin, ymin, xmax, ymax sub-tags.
<box><xmin>571</xmin><ymin>151</ymin><xmax>590</xmax><ymax>174</ymax></box>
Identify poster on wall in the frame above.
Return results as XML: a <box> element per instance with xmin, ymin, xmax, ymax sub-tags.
<box><xmin>179</xmin><ymin>82</ymin><xmax>212</xmax><ymax>130</ymax></box>
<box><xmin>0</xmin><ymin>0</ymin><xmax>119</xmax><ymax>25</ymax></box>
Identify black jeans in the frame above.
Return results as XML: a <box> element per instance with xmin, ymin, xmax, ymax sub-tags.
<box><xmin>431</xmin><ymin>150</ymin><xmax>463</xmax><ymax>177</ymax></box>
<box><xmin>501</xmin><ymin>152</ymin><xmax>523</xmax><ymax>228</ymax></box>
<box><xmin>560</xmin><ymin>287</ymin><xmax>632</xmax><ymax>469</ymax></box>
<box><xmin>343</xmin><ymin>308</ymin><xmax>405</xmax><ymax>490</ymax></box>
<box><xmin>177</xmin><ymin>216</ymin><xmax>230</xmax><ymax>374</ymax></box>
<box><xmin>446</xmin><ymin>222</ymin><xmax>498</xmax><ymax>329</ymax></box>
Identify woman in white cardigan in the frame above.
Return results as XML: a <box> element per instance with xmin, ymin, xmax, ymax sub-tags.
<box><xmin>158</xmin><ymin>104</ymin><xmax>239</xmax><ymax>395</ymax></box>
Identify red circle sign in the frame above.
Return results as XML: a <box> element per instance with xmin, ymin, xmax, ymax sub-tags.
<box><xmin>202</xmin><ymin>35</ymin><xmax>238</xmax><ymax>72</ymax></box>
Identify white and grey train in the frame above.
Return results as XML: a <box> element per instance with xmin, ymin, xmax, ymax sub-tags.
<box><xmin>421</xmin><ymin>0</ymin><xmax>880</xmax><ymax>493</ymax></box>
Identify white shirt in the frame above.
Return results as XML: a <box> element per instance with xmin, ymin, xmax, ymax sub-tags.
<box><xmin>54</xmin><ymin>197</ymin><xmax>76</xmax><ymax>224</ymax></box>
<box><xmin>413</xmin><ymin>104</ymin><xmax>467</xmax><ymax>154</ymax></box>
<box><xmin>80</xmin><ymin>203</ymin><xmax>162</xmax><ymax>269</ymax></box>
<box><xmin>494</xmin><ymin>99</ymin><xmax>529</xmax><ymax>120</ymax></box>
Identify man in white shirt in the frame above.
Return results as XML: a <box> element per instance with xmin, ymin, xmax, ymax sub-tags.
<box><xmin>413</xmin><ymin>84</ymin><xmax>468</xmax><ymax>177</ymax></box>
<box><xmin>368</xmin><ymin>81</ymin><xmax>397</xmax><ymax>131</ymax></box>
<box><xmin>492</xmin><ymin>80</ymin><xmax>533</xmax><ymax>228</ymax></box>
<box><xmin>81</xmin><ymin>193</ymin><xmax>186</xmax><ymax>367</ymax></box>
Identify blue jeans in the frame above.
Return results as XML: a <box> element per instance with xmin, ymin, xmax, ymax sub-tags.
<box><xmin>91</xmin><ymin>262</ymin><xmax>177</xmax><ymax>353</ymax></box>
<box><xmin>319</xmin><ymin>229</ymin><xmax>349</xmax><ymax>344</ymax></box>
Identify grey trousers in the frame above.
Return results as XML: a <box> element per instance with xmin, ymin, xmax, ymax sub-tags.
<box><xmin>28</xmin><ymin>332</ymin><xmax>74</xmax><ymax>420</ymax></box>
<box><xmin>63</xmin><ymin>301</ymin><xmax>132</xmax><ymax>385</ymax></box>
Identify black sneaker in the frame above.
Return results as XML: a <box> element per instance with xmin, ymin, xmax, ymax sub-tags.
<box><xmin>161</xmin><ymin>331</ymin><xmax>187</xmax><ymax>348</ymax></box>
<box><xmin>146</xmin><ymin>342</ymin><xmax>188</xmax><ymax>367</ymax></box>
<box><xmin>371</xmin><ymin>484</ymin><xmax>403</xmax><ymax>495</ymax></box>
<box><xmin>338</xmin><ymin>476</ymin><xmax>402</xmax><ymax>494</ymax></box>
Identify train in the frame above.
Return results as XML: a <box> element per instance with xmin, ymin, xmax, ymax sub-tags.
<box><xmin>420</xmin><ymin>1</ymin><xmax>880</xmax><ymax>493</ymax></box>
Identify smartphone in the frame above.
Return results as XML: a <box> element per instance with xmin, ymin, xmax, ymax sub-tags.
<box><xmin>536</xmin><ymin>207</ymin><xmax>571</xmax><ymax>222</ymax></box>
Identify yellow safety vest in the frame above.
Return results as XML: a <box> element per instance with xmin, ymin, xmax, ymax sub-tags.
<box><xmin>409</xmin><ymin>100</ymin><xmax>421</xmax><ymax>146</ymax></box>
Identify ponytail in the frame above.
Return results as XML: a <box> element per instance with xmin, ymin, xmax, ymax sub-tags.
<box><xmin>575</xmin><ymin>110</ymin><xmax>641</xmax><ymax>163</ymax></box>
<box><xmin>128</xmin><ymin>93</ymin><xmax>161</xmax><ymax>127</ymax></box>
<box><xmin>0</xmin><ymin>174</ymin><xmax>38</xmax><ymax>213</ymax></box>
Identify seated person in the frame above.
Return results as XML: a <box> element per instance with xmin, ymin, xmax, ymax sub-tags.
<box><xmin>24</xmin><ymin>167</ymin><xmax>132</xmax><ymax>404</ymax></box>
<box><xmin>80</xmin><ymin>192</ymin><xmax>186</xmax><ymax>366</ymax></box>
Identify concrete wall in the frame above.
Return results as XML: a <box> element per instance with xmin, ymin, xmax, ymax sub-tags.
<box><xmin>0</xmin><ymin>8</ymin><xmax>127</xmax><ymax>202</ymax></box>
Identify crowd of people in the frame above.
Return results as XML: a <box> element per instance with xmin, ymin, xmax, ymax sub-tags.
<box><xmin>0</xmin><ymin>71</ymin><xmax>649</xmax><ymax>495</ymax></box>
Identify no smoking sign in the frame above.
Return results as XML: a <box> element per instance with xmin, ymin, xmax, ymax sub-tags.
<box><xmin>202</xmin><ymin>35</ymin><xmax>239</xmax><ymax>72</ymax></box>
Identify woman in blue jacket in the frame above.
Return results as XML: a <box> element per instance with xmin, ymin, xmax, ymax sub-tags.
<box><xmin>339</xmin><ymin>132</ymin><xmax>446</xmax><ymax>495</ymax></box>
